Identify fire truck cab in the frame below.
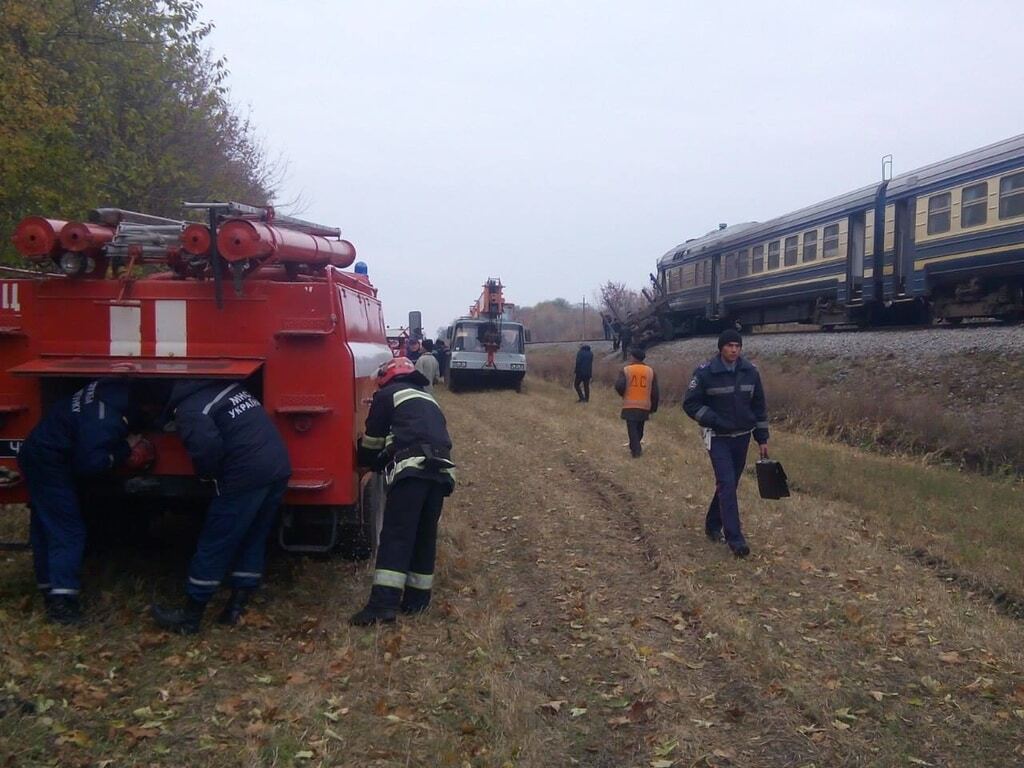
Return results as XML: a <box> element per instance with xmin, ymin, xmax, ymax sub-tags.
<box><xmin>1</xmin><ymin>204</ymin><xmax>393</xmax><ymax>556</ymax></box>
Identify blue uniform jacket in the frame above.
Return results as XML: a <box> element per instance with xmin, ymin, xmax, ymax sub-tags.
<box><xmin>168</xmin><ymin>380</ymin><xmax>291</xmax><ymax>495</ymax></box>
<box><xmin>21</xmin><ymin>380</ymin><xmax>134</xmax><ymax>476</ymax></box>
<box><xmin>682</xmin><ymin>356</ymin><xmax>770</xmax><ymax>444</ymax></box>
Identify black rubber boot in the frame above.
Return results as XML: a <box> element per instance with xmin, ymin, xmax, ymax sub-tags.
<box><xmin>46</xmin><ymin>595</ymin><xmax>83</xmax><ymax>625</ymax></box>
<box><xmin>730</xmin><ymin>542</ymin><xmax>751</xmax><ymax>558</ymax></box>
<box><xmin>400</xmin><ymin>587</ymin><xmax>432</xmax><ymax>615</ymax></box>
<box><xmin>151</xmin><ymin>597</ymin><xmax>207</xmax><ymax>635</ymax></box>
<box><xmin>350</xmin><ymin>585</ymin><xmax>400</xmax><ymax>626</ymax></box>
<box><xmin>217</xmin><ymin>588</ymin><xmax>253</xmax><ymax>626</ymax></box>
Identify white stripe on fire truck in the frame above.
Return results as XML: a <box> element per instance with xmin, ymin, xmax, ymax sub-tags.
<box><xmin>155</xmin><ymin>300</ymin><xmax>187</xmax><ymax>357</ymax></box>
<box><xmin>109</xmin><ymin>305</ymin><xmax>142</xmax><ymax>357</ymax></box>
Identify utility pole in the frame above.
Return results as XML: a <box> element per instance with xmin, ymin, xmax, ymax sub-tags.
<box><xmin>581</xmin><ymin>295</ymin><xmax>586</xmax><ymax>340</ymax></box>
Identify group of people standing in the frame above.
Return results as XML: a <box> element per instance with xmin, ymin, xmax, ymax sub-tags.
<box><xmin>21</xmin><ymin>328</ymin><xmax>765</xmax><ymax>633</ymax></box>
<box><xmin>405</xmin><ymin>337</ymin><xmax>448</xmax><ymax>392</ymax></box>
<box><xmin>21</xmin><ymin>359</ymin><xmax>457</xmax><ymax>633</ymax></box>
<box><xmin>576</xmin><ymin>329</ymin><xmax>770</xmax><ymax>558</ymax></box>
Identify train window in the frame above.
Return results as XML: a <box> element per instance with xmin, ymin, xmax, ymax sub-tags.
<box><xmin>751</xmin><ymin>245</ymin><xmax>764</xmax><ymax>273</ymax></box>
<box><xmin>737</xmin><ymin>249</ymin><xmax>749</xmax><ymax>277</ymax></box>
<box><xmin>784</xmin><ymin>236</ymin><xmax>798</xmax><ymax>266</ymax></box>
<box><xmin>927</xmin><ymin>192</ymin><xmax>951</xmax><ymax>234</ymax></box>
<box><xmin>802</xmin><ymin>230</ymin><xmax>817</xmax><ymax>261</ymax></box>
<box><xmin>999</xmin><ymin>171</ymin><xmax>1024</xmax><ymax>220</ymax></box>
<box><xmin>682</xmin><ymin>263</ymin><xmax>695</xmax><ymax>288</ymax></box>
<box><xmin>960</xmin><ymin>182</ymin><xmax>987</xmax><ymax>228</ymax></box>
<box><xmin>767</xmin><ymin>241</ymin><xmax>780</xmax><ymax>270</ymax></box>
<box><xmin>724</xmin><ymin>253</ymin><xmax>735</xmax><ymax>280</ymax></box>
<box><xmin>667</xmin><ymin>267</ymin><xmax>681</xmax><ymax>292</ymax></box>
<box><xmin>822</xmin><ymin>224</ymin><xmax>840</xmax><ymax>258</ymax></box>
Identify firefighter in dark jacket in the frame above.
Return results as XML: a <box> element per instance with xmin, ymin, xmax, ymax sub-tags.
<box><xmin>574</xmin><ymin>344</ymin><xmax>594</xmax><ymax>402</ymax></box>
<box><xmin>18</xmin><ymin>380</ymin><xmax>148</xmax><ymax>624</ymax></box>
<box><xmin>682</xmin><ymin>329</ymin><xmax>769</xmax><ymax>558</ymax></box>
<box><xmin>352</xmin><ymin>357</ymin><xmax>456</xmax><ymax>626</ymax></box>
<box><xmin>614</xmin><ymin>348</ymin><xmax>659</xmax><ymax>457</ymax></box>
<box><xmin>151</xmin><ymin>379</ymin><xmax>291</xmax><ymax>634</ymax></box>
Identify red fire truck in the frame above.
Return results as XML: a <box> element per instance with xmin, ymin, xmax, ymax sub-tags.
<box><xmin>1</xmin><ymin>202</ymin><xmax>393</xmax><ymax>556</ymax></box>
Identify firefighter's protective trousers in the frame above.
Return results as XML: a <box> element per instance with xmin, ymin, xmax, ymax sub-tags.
<box><xmin>371</xmin><ymin>477</ymin><xmax>446</xmax><ymax>608</ymax></box>
<box><xmin>706</xmin><ymin>433</ymin><xmax>750</xmax><ymax>547</ymax></box>
<box><xmin>186</xmin><ymin>477</ymin><xmax>288</xmax><ymax>602</ymax></box>
<box><xmin>19</xmin><ymin>453</ymin><xmax>84</xmax><ymax>596</ymax></box>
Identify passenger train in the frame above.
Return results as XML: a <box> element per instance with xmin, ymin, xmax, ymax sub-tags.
<box><xmin>648</xmin><ymin>134</ymin><xmax>1024</xmax><ymax>337</ymax></box>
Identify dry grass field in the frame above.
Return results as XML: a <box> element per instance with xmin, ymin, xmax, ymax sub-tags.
<box><xmin>2</xmin><ymin>378</ymin><xmax>1024</xmax><ymax>767</ymax></box>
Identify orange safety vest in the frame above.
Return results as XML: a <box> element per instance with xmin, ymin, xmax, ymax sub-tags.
<box><xmin>622</xmin><ymin>363</ymin><xmax>654</xmax><ymax>410</ymax></box>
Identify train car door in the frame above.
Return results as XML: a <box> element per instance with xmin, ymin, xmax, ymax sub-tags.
<box><xmin>893</xmin><ymin>198</ymin><xmax>915</xmax><ymax>296</ymax></box>
<box><xmin>709</xmin><ymin>254</ymin><xmax>721</xmax><ymax>319</ymax></box>
<box><xmin>847</xmin><ymin>212</ymin><xmax>866</xmax><ymax>300</ymax></box>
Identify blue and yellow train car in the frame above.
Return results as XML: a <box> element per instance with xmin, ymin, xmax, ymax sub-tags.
<box><xmin>654</xmin><ymin>134</ymin><xmax>1024</xmax><ymax>333</ymax></box>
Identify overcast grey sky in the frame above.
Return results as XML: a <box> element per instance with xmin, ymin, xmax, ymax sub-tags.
<box><xmin>199</xmin><ymin>0</ymin><xmax>1024</xmax><ymax>334</ymax></box>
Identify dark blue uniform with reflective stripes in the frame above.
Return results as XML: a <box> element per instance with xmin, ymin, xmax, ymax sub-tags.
<box><xmin>167</xmin><ymin>380</ymin><xmax>291</xmax><ymax>602</ymax></box>
<box><xmin>18</xmin><ymin>380</ymin><xmax>135</xmax><ymax>596</ymax></box>
<box><xmin>357</xmin><ymin>377</ymin><xmax>455</xmax><ymax>613</ymax></box>
<box><xmin>682</xmin><ymin>357</ymin><xmax>770</xmax><ymax>548</ymax></box>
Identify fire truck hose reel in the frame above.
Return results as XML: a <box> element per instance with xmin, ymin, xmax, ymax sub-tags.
<box><xmin>216</xmin><ymin>219</ymin><xmax>356</xmax><ymax>268</ymax></box>
<box><xmin>11</xmin><ymin>217</ymin><xmax>69</xmax><ymax>259</ymax></box>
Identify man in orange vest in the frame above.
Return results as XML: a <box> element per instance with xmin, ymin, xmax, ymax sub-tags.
<box><xmin>614</xmin><ymin>347</ymin><xmax>659</xmax><ymax>457</ymax></box>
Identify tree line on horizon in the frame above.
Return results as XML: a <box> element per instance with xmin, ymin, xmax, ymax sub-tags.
<box><xmin>512</xmin><ymin>282</ymin><xmax>646</xmax><ymax>343</ymax></box>
<box><xmin>0</xmin><ymin>0</ymin><xmax>275</xmax><ymax>262</ymax></box>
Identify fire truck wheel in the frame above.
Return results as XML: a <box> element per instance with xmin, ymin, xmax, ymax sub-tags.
<box><xmin>340</xmin><ymin>473</ymin><xmax>385</xmax><ymax>561</ymax></box>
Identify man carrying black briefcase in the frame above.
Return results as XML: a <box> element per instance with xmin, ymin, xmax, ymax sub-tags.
<box><xmin>682</xmin><ymin>330</ymin><xmax>770</xmax><ymax>558</ymax></box>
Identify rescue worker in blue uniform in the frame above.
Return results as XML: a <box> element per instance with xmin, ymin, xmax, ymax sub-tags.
<box><xmin>151</xmin><ymin>379</ymin><xmax>291</xmax><ymax>634</ymax></box>
<box><xmin>352</xmin><ymin>357</ymin><xmax>455</xmax><ymax>626</ymax></box>
<box><xmin>18</xmin><ymin>380</ymin><xmax>144</xmax><ymax>624</ymax></box>
<box><xmin>682</xmin><ymin>329</ymin><xmax>769</xmax><ymax>558</ymax></box>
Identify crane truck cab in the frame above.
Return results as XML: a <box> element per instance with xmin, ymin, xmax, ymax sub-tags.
<box><xmin>444</xmin><ymin>277</ymin><xmax>527</xmax><ymax>391</ymax></box>
<box><xmin>445</xmin><ymin>317</ymin><xmax>527</xmax><ymax>391</ymax></box>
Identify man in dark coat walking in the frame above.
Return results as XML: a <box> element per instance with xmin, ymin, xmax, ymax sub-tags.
<box><xmin>574</xmin><ymin>344</ymin><xmax>594</xmax><ymax>402</ymax></box>
<box><xmin>682</xmin><ymin>329</ymin><xmax>769</xmax><ymax>558</ymax></box>
<box><xmin>151</xmin><ymin>379</ymin><xmax>291</xmax><ymax>633</ymax></box>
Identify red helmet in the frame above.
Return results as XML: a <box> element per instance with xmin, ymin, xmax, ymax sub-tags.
<box><xmin>376</xmin><ymin>356</ymin><xmax>417</xmax><ymax>387</ymax></box>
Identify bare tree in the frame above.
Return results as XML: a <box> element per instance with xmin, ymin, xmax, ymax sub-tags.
<box><xmin>598</xmin><ymin>281</ymin><xmax>643</xmax><ymax>322</ymax></box>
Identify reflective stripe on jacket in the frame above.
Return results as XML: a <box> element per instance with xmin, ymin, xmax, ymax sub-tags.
<box><xmin>357</xmin><ymin>378</ymin><xmax>456</xmax><ymax>494</ymax></box>
<box><xmin>681</xmin><ymin>356</ymin><xmax>769</xmax><ymax>444</ymax></box>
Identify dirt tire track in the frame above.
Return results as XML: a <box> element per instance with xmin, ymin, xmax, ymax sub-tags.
<box><xmin>447</xmin><ymin>391</ymin><xmax>828</xmax><ymax>767</ymax></box>
<box><xmin>496</xmin><ymin>381</ymin><xmax>1024</xmax><ymax>766</ymax></box>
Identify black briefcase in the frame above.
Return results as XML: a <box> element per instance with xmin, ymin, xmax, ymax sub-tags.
<box><xmin>755</xmin><ymin>459</ymin><xmax>790</xmax><ymax>500</ymax></box>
